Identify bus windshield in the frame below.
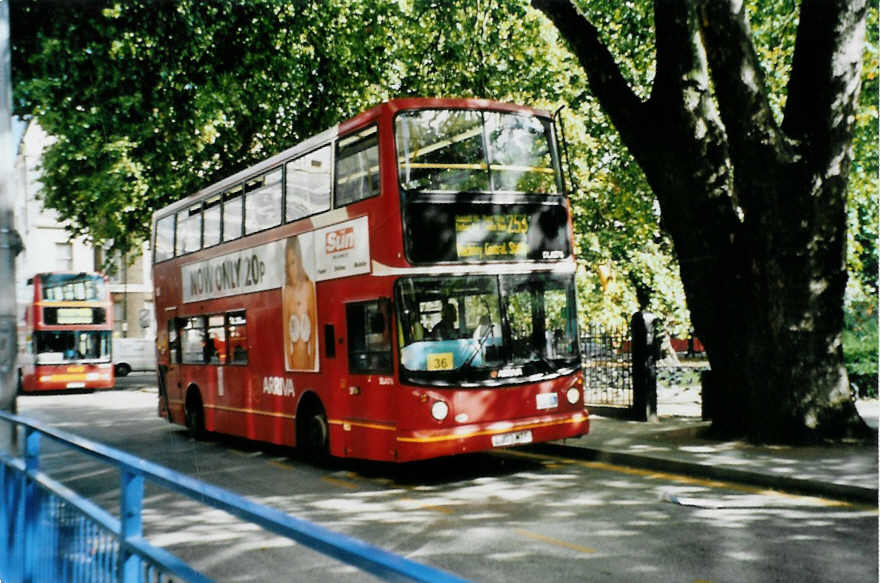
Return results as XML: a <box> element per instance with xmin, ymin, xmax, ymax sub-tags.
<box><xmin>396</xmin><ymin>273</ymin><xmax>579</xmax><ymax>384</ymax></box>
<box><xmin>34</xmin><ymin>330</ymin><xmax>112</xmax><ymax>364</ymax></box>
<box><xmin>395</xmin><ymin>109</ymin><xmax>562</xmax><ymax>195</ymax></box>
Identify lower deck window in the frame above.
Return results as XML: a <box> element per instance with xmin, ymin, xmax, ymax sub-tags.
<box><xmin>181</xmin><ymin>317</ymin><xmax>207</xmax><ymax>364</ymax></box>
<box><xmin>226</xmin><ymin>311</ymin><xmax>248</xmax><ymax>364</ymax></box>
<box><xmin>175</xmin><ymin>311</ymin><xmax>247</xmax><ymax>365</ymax></box>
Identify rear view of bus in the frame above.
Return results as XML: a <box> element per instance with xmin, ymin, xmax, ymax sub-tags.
<box><xmin>18</xmin><ymin>272</ymin><xmax>114</xmax><ymax>392</ymax></box>
<box><xmin>152</xmin><ymin>98</ymin><xmax>588</xmax><ymax>463</ymax></box>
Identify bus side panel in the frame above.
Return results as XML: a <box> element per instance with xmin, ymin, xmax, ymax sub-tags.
<box><xmin>250</xmin><ymin>292</ymin><xmax>301</xmax><ymax>446</ymax></box>
<box><xmin>333</xmin><ymin>373</ymin><xmax>399</xmax><ymax>460</ymax></box>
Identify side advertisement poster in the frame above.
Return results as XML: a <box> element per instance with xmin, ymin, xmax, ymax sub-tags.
<box><xmin>180</xmin><ymin>216</ymin><xmax>371</xmax><ymax>374</ymax></box>
<box><xmin>181</xmin><ymin>240</ymin><xmax>285</xmax><ymax>304</ymax></box>
<box><xmin>282</xmin><ymin>232</ymin><xmax>318</xmax><ymax>372</ymax></box>
<box><xmin>314</xmin><ymin>215</ymin><xmax>371</xmax><ymax>281</ymax></box>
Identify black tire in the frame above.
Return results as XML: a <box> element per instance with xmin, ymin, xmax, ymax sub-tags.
<box><xmin>298</xmin><ymin>402</ymin><xmax>330</xmax><ymax>465</ymax></box>
<box><xmin>115</xmin><ymin>363</ymin><xmax>131</xmax><ymax>377</ymax></box>
<box><xmin>184</xmin><ymin>391</ymin><xmax>206</xmax><ymax>440</ymax></box>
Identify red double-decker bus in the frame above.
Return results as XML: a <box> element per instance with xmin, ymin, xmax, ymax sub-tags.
<box><xmin>152</xmin><ymin>98</ymin><xmax>588</xmax><ymax>462</ymax></box>
<box><xmin>18</xmin><ymin>272</ymin><xmax>114</xmax><ymax>392</ymax></box>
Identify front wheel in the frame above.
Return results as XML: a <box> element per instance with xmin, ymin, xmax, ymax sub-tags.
<box><xmin>115</xmin><ymin>363</ymin><xmax>131</xmax><ymax>377</ymax></box>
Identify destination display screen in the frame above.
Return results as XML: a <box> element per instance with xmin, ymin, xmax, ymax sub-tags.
<box><xmin>455</xmin><ymin>214</ymin><xmax>530</xmax><ymax>260</ymax></box>
<box><xmin>43</xmin><ymin>307</ymin><xmax>107</xmax><ymax>325</ymax></box>
<box><xmin>404</xmin><ymin>200</ymin><xmax>570</xmax><ymax>264</ymax></box>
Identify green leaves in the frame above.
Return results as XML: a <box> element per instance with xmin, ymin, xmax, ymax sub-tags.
<box><xmin>13</xmin><ymin>0</ymin><xmax>401</xmax><ymax>257</ymax></box>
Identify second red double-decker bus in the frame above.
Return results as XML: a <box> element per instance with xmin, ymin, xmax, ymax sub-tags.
<box><xmin>152</xmin><ymin>98</ymin><xmax>588</xmax><ymax>462</ymax></box>
<box><xmin>18</xmin><ymin>272</ymin><xmax>114</xmax><ymax>392</ymax></box>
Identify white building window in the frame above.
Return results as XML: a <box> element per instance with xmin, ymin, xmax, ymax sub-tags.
<box><xmin>55</xmin><ymin>242</ymin><xmax>73</xmax><ymax>271</ymax></box>
<box><xmin>114</xmin><ymin>300</ymin><xmax>126</xmax><ymax>336</ymax></box>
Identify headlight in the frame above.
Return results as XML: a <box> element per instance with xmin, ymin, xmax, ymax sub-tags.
<box><xmin>566</xmin><ymin>387</ymin><xmax>581</xmax><ymax>405</ymax></box>
<box><xmin>431</xmin><ymin>400</ymin><xmax>449</xmax><ymax>421</ymax></box>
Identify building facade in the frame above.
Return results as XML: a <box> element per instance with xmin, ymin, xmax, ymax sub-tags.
<box><xmin>103</xmin><ymin>247</ymin><xmax>156</xmax><ymax>340</ymax></box>
<box><xmin>14</xmin><ymin>121</ymin><xmax>154</xmax><ymax>340</ymax></box>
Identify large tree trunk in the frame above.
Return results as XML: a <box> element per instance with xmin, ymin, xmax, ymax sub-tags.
<box><xmin>534</xmin><ymin>0</ymin><xmax>870</xmax><ymax>442</ymax></box>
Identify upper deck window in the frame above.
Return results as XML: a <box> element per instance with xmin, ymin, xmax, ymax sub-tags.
<box><xmin>335</xmin><ymin>125</ymin><xmax>380</xmax><ymax>206</ymax></box>
<box><xmin>485</xmin><ymin>113</ymin><xmax>560</xmax><ymax>193</ymax></box>
<box><xmin>41</xmin><ymin>273</ymin><xmax>106</xmax><ymax>301</ymax></box>
<box><xmin>176</xmin><ymin>204</ymin><xmax>202</xmax><ymax>256</ymax></box>
<box><xmin>245</xmin><ymin>168</ymin><xmax>282</xmax><ymax>235</ymax></box>
<box><xmin>223</xmin><ymin>186</ymin><xmax>244</xmax><ymax>242</ymax></box>
<box><xmin>203</xmin><ymin>195</ymin><xmax>222</xmax><ymax>248</ymax></box>
<box><xmin>286</xmin><ymin>145</ymin><xmax>331</xmax><ymax>222</ymax></box>
<box><xmin>396</xmin><ymin>109</ymin><xmax>561</xmax><ymax>195</ymax></box>
<box><xmin>154</xmin><ymin>214</ymin><xmax>175</xmax><ymax>262</ymax></box>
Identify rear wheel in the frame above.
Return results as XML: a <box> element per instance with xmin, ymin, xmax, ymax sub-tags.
<box><xmin>184</xmin><ymin>390</ymin><xmax>206</xmax><ymax>440</ymax></box>
<box><xmin>115</xmin><ymin>363</ymin><xmax>131</xmax><ymax>377</ymax></box>
<box><xmin>298</xmin><ymin>401</ymin><xmax>329</xmax><ymax>465</ymax></box>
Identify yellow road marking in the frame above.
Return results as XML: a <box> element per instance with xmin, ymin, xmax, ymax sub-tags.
<box><xmin>321</xmin><ymin>476</ymin><xmax>359</xmax><ymax>490</ymax></box>
<box><xmin>514</xmin><ymin>528</ymin><xmax>596</xmax><ymax>554</ymax></box>
<box><xmin>267</xmin><ymin>458</ymin><xmax>293</xmax><ymax>470</ymax></box>
<box><xmin>418</xmin><ymin>504</ymin><xmax>456</xmax><ymax>514</ymax></box>
<box><xmin>230</xmin><ymin>449</ymin><xmax>262</xmax><ymax>458</ymax></box>
<box><xmin>399</xmin><ymin>497</ymin><xmax>456</xmax><ymax>514</ymax></box>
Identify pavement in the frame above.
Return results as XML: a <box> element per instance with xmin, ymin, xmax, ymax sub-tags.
<box><xmin>542</xmin><ymin>393</ymin><xmax>879</xmax><ymax>506</ymax></box>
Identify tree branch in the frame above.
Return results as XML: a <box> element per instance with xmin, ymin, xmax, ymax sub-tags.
<box><xmin>531</xmin><ymin>0</ymin><xmax>646</xmax><ymax>144</ymax></box>
<box><xmin>651</xmin><ymin>0</ymin><xmax>703</xmax><ymax>102</ymax></box>
<box><xmin>697</xmin><ymin>0</ymin><xmax>781</xmax><ymax>166</ymax></box>
<box><xmin>783</xmin><ymin>0</ymin><xmax>867</xmax><ymax>166</ymax></box>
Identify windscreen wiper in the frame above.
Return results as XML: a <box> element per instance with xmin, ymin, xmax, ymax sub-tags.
<box><xmin>461</xmin><ymin>323</ymin><xmax>494</xmax><ymax>370</ymax></box>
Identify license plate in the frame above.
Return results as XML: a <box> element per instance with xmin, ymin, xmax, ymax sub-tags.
<box><xmin>66</xmin><ymin>382</ymin><xmax>86</xmax><ymax>388</ymax></box>
<box><xmin>536</xmin><ymin>392</ymin><xmax>558</xmax><ymax>410</ymax></box>
<box><xmin>491</xmin><ymin>429</ymin><xmax>533</xmax><ymax>447</ymax></box>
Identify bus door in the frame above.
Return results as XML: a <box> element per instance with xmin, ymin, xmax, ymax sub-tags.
<box><xmin>160</xmin><ymin>317</ymin><xmax>181</xmax><ymax>420</ymax></box>
<box><xmin>343</xmin><ymin>299</ymin><xmax>394</xmax><ymax>458</ymax></box>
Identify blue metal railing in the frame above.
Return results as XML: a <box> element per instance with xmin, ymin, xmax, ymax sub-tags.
<box><xmin>0</xmin><ymin>411</ymin><xmax>470</xmax><ymax>583</ymax></box>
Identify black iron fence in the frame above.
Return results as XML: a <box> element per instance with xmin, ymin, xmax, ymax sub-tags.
<box><xmin>581</xmin><ymin>324</ymin><xmax>709</xmax><ymax>416</ymax></box>
<box><xmin>580</xmin><ymin>325</ymin><xmax>632</xmax><ymax>408</ymax></box>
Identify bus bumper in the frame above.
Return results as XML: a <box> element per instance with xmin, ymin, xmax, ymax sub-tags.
<box><xmin>391</xmin><ymin>409</ymin><xmax>589</xmax><ymax>463</ymax></box>
<box><xmin>23</xmin><ymin>366</ymin><xmax>115</xmax><ymax>392</ymax></box>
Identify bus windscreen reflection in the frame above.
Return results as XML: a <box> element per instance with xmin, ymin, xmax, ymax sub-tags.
<box><xmin>396</xmin><ymin>273</ymin><xmax>579</xmax><ymax>384</ymax></box>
